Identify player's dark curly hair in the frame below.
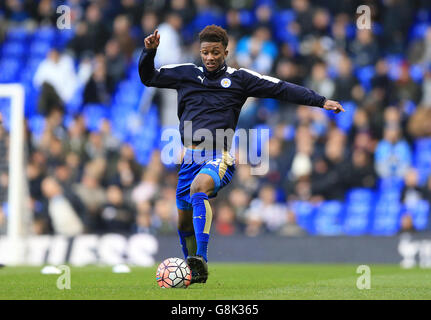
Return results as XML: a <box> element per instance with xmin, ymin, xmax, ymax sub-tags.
<box><xmin>199</xmin><ymin>25</ymin><xmax>229</xmax><ymax>48</ymax></box>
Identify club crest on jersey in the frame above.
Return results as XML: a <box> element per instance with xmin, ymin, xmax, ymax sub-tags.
<box><xmin>220</xmin><ymin>78</ymin><xmax>231</xmax><ymax>88</ymax></box>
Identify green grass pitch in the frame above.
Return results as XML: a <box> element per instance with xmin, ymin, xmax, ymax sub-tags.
<box><xmin>0</xmin><ymin>263</ymin><xmax>430</xmax><ymax>300</ymax></box>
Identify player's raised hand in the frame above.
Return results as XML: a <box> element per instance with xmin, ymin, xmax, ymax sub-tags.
<box><xmin>322</xmin><ymin>99</ymin><xmax>345</xmax><ymax>114</ymax></box>
<box><xmin>144</xmin><ymin>29</ymin><xmax>160</xmax><ymax>50</ymax></box>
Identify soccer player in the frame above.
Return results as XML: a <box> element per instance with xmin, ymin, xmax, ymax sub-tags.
<box><xmin>139</xmin><ymin>25</ymin><xmax>344</xmax><ymax>284</ymax></box>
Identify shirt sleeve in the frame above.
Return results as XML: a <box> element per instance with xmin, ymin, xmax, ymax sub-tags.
<box><xmin>239</xmin><ymin>68</ymin><xmax>326</xmax><ymax>107</ymax></box>
<box><xmin>138</xmin><ymin>48</ymin><xmax>184</xmax><ymax>89</ymax></box>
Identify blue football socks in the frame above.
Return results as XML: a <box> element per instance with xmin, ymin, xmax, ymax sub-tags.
<box><xmin>191</xmin><ymin>192</ymin><xmax>213</xmax><ymax>262</ymax></box>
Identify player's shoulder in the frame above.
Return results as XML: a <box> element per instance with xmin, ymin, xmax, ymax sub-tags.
<box><xmin>237</xmin><ymin>67</ymin><xmax>281</xmax><ymax>83</ymax></box>
<box><xmin>157</xmin><ymin>63</ymin><xmax>199</xmax><ymax>72</ymax></box>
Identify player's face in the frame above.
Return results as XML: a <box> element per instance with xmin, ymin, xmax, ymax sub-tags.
<box><xmin>200</xmin><ymin>42</ymin><xmax>228</xmax><ymax>72</ymax></box>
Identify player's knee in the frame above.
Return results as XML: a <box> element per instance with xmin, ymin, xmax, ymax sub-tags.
<box><xmin>190</xmin><ymin>183</ymin><xmax>214</xmax><ymax>196</ymax></box>
<box><xmin>190</xmin><ymin>174</ymin><xmax>215</xmax><ymax>196</ymax></box>
<box><xmin>178</xmin><ymin>219</ymin><xmax>193</xmax><ymax>231</ymax></box>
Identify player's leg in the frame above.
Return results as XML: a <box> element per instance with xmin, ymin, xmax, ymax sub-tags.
<box><xmin>177</xmin><ymin>208</ymin><xmax>197</xmax><ymax>259</ymax></box>
<box><xmin>186</xmin><ymin>173</ymin><xmax>214</xmax><ymax>283</ymax></box>
<box><xmin>189</xmin><ymin>173</ymin><xmax>215</xmax><ymax>262</ymax></box>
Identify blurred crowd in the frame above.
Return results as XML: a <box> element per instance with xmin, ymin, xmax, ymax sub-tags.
<box><xmin>1</xmin><ymin>0</ymin><xmax>431</xmax><ymax>237</ymax></box>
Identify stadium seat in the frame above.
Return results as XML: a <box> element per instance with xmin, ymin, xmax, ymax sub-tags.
<box><xmin>410</xmin><ymin>64</ymin><xmax>424</xmax><ymax>83</ymax></box>
<box><xmin>6</xmin><ymin>27</ymin><xmax>29</xmax><ymax>42</ymax></box>
<box><xmin>355</xmin><ymin>65</ymin><xmax>375</xmax><ymax>91</ymax></box>
<box><xmin>414</xmin><ymin>138</ymin><xmax>431</xmax><ymax>184</ymax></box>
<box><xmin>0</xmin><ymin>99</ymin><xmax>11</xmax><ymax>131</ymax></box>
<box><xmin>330</xmin><ymin>101</ymin><xmax>356</xmax><ymax>133</ymax></box>
<box><xmin>2</xmin><ymin>41</ymin><xmax>26</xmax><ymax>59</ymax></box>
<box><xmin>29</xmin><ymin>40</ymin><xmax>52</xmax><ymax>58</ymax></box>
<box><xmin>313</xmin><ymin>200</ymin><xmax>344</xmax><ymax>236</ymax></box>
<box><xmin>404</xmin><ymin>200</ymin><xmax>430</xmax><ymax>231</ymax></box>
<box><xmin>343</xmin><ymin>188</ymin><xmax>375</xmax><ymax>235</ymax></box>
<box><xmin>386</xmin><ymin>55</ymin><xmax>402</xmax><ymax>81</ymax></box>
<box><xmin>82</xmin><ymin>104</ymin><xmax>110</xmax><ymax>132</ymax></box>
<box><xmin>290</xmin><ymin>201</ymin><xmax>316</xmax><ymax>235</ymax></box>
<box><xmin>0</xmin><ymin>58</ymin><xmax>20</xmax><ymax>83</ymax></box>
<box><xmin>370</xmin><ymin>199</ymin><xmax>402</xmax><ymax>236</ymax></box>
<box><xmin>65</xmin><ymin>86</ymin><xmax>84</xmax><ymax>116</ymax></box>
<box><xmin>377</xmin><ymin>177</ymin><xmax>404</xmax><ymax>201</ymax></box>
<box><xmin>32</xmin><ymin>26</ymin><xmax>56</xmax><ymax>43</ymax></box>
<box><xmin>409</xmin><ymin>22</ymin><xmax>428</xmax><ymax>40</ymax></box>
<box><xmin>28</xmin><ymin>114</ymin><xmax>46</xmax><ymax>137</ymax></box>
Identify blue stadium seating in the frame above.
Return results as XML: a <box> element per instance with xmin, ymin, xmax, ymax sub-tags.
<box><xmin>0</xmin><ymin>98</ymin><xmax>11</xmax><ymax>131</ymax></box>
<box><xmin>404</xmin><ymin>200</ymin><xmax>430</xmax><ymax>231</ymax></box>
<box><xmin>343</xmin><ymin>188</ymin><xmax>375</xmax><ymax>235</ymax></box>
<box><xmin>6</xmin><ymin>27</ymin><xmax>29</xmax><ymax>42</ymax></box>
<box><xmin>370</xmin><ymin>198</ymin><xmax>402</xmax><ymax>235</ymax></box>
<box><xmin>32</xmin><ymin>26</ymin><xmax>56</xmax><ymax>43</ymax></box>
<box><xmin>290</xmin><ymin>201</ymin><xmax>316</xmax><ymax>235</ymax></box>
<box><xmin>328</xmin><ymin>101</ymin><xmax>356</xmax><ymax>133</ymax></box>
<box><xmin>82</xmin><ymin>104</ymin><xmax>109</xmax><ymax>132</ymax></box>
<box><xmin>414</xmin><ymin>138</ymin><xmax>431</xmax><ymax>184</ymax></box>
<box><xmin>28</xmin><ymin>114</ymin><xmax>46</xmax><ymax>137</ymax></box>
<box><xmin>313</xmin><ymin>200</ymin><xmax>344</xmax><ymax>236</ymax></box>
<box><xmin>0</xmin><ymin>58</ymin><xmax>20</xmax><ymax>83</ymax></box>
<box><xmin>410</xmin><ymin>64</ymin><xmax>424</xmax><ymax>83</ymax></box>
<box><xmin>29</xmin><ymin>40</ymin><xmax>52</xmax><ymax>59</ymax></box>
<box><xmin>409</xmin><ymin>22</ymin><xmax>428</xmax><ymax>41</ymax></box>
<box><xmin>65</xmin><ymin>86</ymin><xmax>84</xmax><ymax>116</ymax></box>
<box><xmin>355</xmin><ymin>65</ymin><xmax>375</xmax><ymax>92</ymax></box>
<box><xmin>2</xmin><ymin>41</ymin><xmax>26</xmax><ymax>59</ymax></box>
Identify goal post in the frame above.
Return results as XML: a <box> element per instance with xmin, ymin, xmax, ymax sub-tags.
<box><xmin>0</xmin><ymin>83</ymin><xmax>27</xmax><ymax>264</ymax></box>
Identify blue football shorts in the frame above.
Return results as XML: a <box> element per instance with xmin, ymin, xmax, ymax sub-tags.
<box><xmin>176</xmin><ymin>148</ymin><xmax>236</xmax><ymax>211</ymax></box>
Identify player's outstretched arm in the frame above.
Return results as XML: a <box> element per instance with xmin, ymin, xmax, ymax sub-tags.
<box><xmin>138</xmin><ymin>30</ymin><xmax>181</xmax><ymax>89</ymax></box>
<box><xmin>240</xmin><ymin>68</ymin><xmax>344</xmax><ymax>114</ymax></box>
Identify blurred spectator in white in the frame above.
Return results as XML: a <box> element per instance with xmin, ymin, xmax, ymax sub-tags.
<box><xmin>236</xmin><ymin>25</ymin><xmax>278</xmax><ymax>74</ymax></box>
<box><xmin>290</xmin><ymin>124</ymin><xmax>313</xmax><ymax>181</ymax></box>
<box><xmin>375</xmin><ymin>124</ymin><xmax>412</xmax><ymax>179</ymax></box>
<box><xmin>33</xmin><ymin>47</ymin><xmax>79</xmax><ymax>115</ymax></box>
<box><xmin>131</xmin><ymin>169</ymin><xmax>159</xmax><ymax>204</ymax></box>
<box><xmin>150</xmin><ymin>11</ymin><xmax>185</xmax><ymax>127</ymax></box>
<box><xmin>244</xmin><ymin>184</ymin><xmax>287</xmax><ymax>236</ymax></box>
<box><xmin>41</xmin><ymin>176</ymin><xmax>84</xmax><ymax>236</ymax></box>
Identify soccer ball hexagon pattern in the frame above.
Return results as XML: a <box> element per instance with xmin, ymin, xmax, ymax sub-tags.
<box><xmin>156</xmin><ymin>257</ymin><xmax>192</xmax><ymax>288</ymax></box>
